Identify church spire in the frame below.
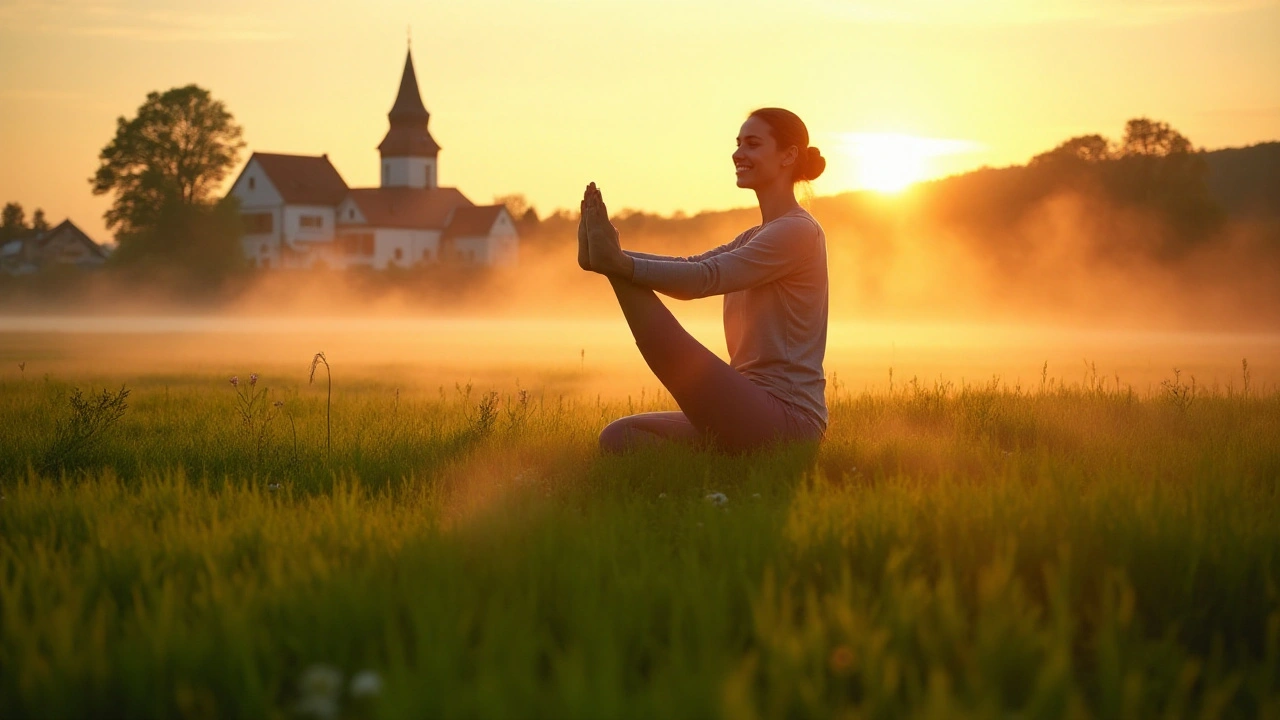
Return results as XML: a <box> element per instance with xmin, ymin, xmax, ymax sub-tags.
<box><xmin>388</xmin><ymin>49</ymin><xmax>430</xmax><ymax>124</ymax></box>
<box><xmin>379</xmin><ymin>47</ymin><xmax>440</xmax><ymax>160</ymax></box>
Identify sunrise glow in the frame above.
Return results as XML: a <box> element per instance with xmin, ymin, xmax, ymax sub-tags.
<box><xmin>840</xmin><ymin>133</ymin><xmax>983</xmax><ymax>193</ymax></box>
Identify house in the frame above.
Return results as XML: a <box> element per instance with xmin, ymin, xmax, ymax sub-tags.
<box><xmin>0</xmin><ymin>219</ymin><xmax>107</xmax><ymax>275</ymax></box>
<box><xmin>227</xmin><ymin>48</ymin><xmax>518</xmax><ymax>270</ymax></box>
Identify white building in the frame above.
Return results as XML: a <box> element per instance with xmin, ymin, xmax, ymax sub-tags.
<box><xmin>227</xmin><ymin>49</ymin><xmax>518</xmax><ymax>270</ymax></box>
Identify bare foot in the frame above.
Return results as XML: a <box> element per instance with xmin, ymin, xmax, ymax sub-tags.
<box><xmin>584</xmin><ymin>183</ymin><xmax>625</xmax><ymax>275</ymax></box>
<box><xmin>577</xmin><ymin>191</ymin><xmax>591</xmax><ymax>271</ymax></box>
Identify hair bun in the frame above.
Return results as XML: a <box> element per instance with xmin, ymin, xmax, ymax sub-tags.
<box><xmin>801</xmin><ymin>146</ymin><xmax>826</xmax><ymax>181</ymax></box>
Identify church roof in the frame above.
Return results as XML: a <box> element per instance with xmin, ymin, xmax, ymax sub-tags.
<box><xmin>249</xmin><ymin>153</ymin><xmax>349</xmax><ymax>205</ymax></box>
<box><xmin>442</xmin><ymin>205</ymin><xmax>508</xmax><ymax>240</ymax></box>
<box><xmin>379</xmin><ymin>50</ymin><xmax>440</xmax><ymax>158</ymax></box>
<box><xmin>389</xmin><ymin>50</ymin><xmax>430</xmax><ymax>123</ymax></box>
<box><xmin>342</xmin><ymin>187</ymin><xmax>473</xmax><ymax>229</ymax></box>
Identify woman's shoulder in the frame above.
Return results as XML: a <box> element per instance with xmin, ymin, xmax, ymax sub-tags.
<box><xmin>762</xmin><ymin>208</ymin><xmax>822</xmax><ymax>240</ymax></box>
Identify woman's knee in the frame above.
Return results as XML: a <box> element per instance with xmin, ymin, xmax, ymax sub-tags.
<box><xmin>599</xmin><ymin>418</ymin><xmax>635</xmax><ymax>454</ymax></box>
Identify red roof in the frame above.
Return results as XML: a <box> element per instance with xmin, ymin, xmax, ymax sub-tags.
<box><xmin>442</xmin><ymin>205</ymin><xmax>508</xmax><ymax>239</ymax></box>
<box><xmin>249</xmin><ymin>153</ymin><xmax>349</xmax><ymax>205</ymax></box>
<box><xmin>342</xmin><ymin>187</ymin><xmax>473</xmax><ymax>229</ymax></box>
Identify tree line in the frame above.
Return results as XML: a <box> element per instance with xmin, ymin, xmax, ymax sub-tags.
<box><xmin>11</xmin><ymin>79</ymin><xmax>1268</xmax><ymax>297</ymax></box>
<box><xmin>1</xmin><ymin>203</ymin><xmax>52</xmax><ymax>244</ymax></box>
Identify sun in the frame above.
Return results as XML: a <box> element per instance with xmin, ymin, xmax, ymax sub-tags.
<box><xmin>839</xmin><ymin>133</ymin><xmax>980</xmax><ymax>194</ymax></box>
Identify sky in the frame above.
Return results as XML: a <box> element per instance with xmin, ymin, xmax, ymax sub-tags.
<box><xmin>1</xmin><ymin>0</ymin><xmax>1278</xmax><ymax>244</ymax></box>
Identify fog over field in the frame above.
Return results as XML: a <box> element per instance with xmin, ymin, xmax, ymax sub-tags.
<box><xmin>3</xmin><ymin>315</ymin><xmax>1276</xmax><ymax>400</ymax></box>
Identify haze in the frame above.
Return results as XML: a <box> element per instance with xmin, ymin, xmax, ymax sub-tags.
<box><xmin>3</xmin><ymin>0</ymin><xmax>1279</xmax><ymax>244</ymax></box>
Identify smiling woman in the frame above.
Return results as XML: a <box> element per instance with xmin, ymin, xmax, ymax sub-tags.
<box><xmin>840</xmin><ymin>132</ymin><xmax>982</xmax><ymax>193</ymax></box>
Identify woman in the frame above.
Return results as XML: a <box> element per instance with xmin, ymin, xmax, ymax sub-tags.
<box><xmin>582</xmin><ymin>107</ymin><xmax>829</xmax><ymax>454</ymax></box>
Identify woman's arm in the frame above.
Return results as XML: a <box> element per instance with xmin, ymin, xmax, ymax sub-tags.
<box><xmin>625</xmin><ymin>238</ymin><xmax>742</xmax><ymax>264</ymax></box>
<box><xmin>628</xmin><ymin>216</ymin><xmax>819</xmax><ymax>300</ymax></box>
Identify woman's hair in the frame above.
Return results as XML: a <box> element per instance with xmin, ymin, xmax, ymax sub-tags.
<box><xmin>748</xmin><ymin>108</ymin><xmax>826</xmax><ymax>182</ymax></box>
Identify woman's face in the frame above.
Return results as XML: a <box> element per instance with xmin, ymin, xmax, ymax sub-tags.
<box><xmin>733</xmin><ymin>116</ymin><xmax>797</xmax><ymax>189</ymax></box>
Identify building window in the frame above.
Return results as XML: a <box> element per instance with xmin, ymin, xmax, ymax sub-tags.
<box><xmin>340</xmin><ymin>233</ymin><xmax>374</xmax><ymax>256</ymax></box>
<box><xmin>423</xmin><ymin>248</ymin><xmax>433</xmax><ymax>261</ymax></box>
<box><xmin>299</xmin><ymin>214</ymin><xmax>323</xmax><ymax>229</ymax></box>
<box><xmin>248</xmin><ymin>177</ymin><xmax>256</xmax><ymax>191</ymax></box>
<box><xmin>242</xmin><ymin>212</ymin><xmax>273</xmax><ymax>234</ymax></box>
<box><xmin>383</xmin><ymin>163</ymin><xmax>390</xmax><ymax>183</ymax></box>
<box><xmin>348</xmin><ymin>209</ymin><xmax>355</xmax><ymax>220</ymax></box>
<box><xmin>259</xmin><ymin>243</ymin><xmax>268</xmax><ymax>255</ymax></box>
<box><xmin>394</xmin><ymin>248</ymin><xmax>403</xmax><ymax>261</ymax></box>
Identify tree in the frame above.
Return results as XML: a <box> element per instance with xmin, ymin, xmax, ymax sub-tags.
<box><xmin>31</xmin><ymin>209</ymin><xmax>49</xmax><ymax>234</ymax></box>
<box><xmin>1031</xmin><ymin>134</ymin><xmax>1113</xmax><ymax>165</ymax></box>
<box><xmin>1</xmin><ymin>202</ymin><xmax>26</xmax><ymax>242</ymax></box>
<box><xmin>494</xmin><ymin>193</ymin><xmax>532</xmax><ymax>219</ymax></box>
<box><xmin>109</xmin><ymin>196</ymin><xmax>246</xmax><ymax>284</ymax></box>
<box><xmin>89</xmin><ymin>85</ymin><xmax>246</xmax><ymax>282</ymax></box>
<box><xmin>1119</xmin><ymin>118</ymin><xmax>1193</xmax><ymax>158</ymax></box>
<box><xmin>90</xmin><ymin>84</ymin><xmax>245</xmax><ymax>238</ymax></box>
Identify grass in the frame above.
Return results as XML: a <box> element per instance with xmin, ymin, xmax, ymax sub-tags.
<box><xmin>1</xmin><ymin>363</ymin><xmax>1278</xmax><ymax>719</ymax></box>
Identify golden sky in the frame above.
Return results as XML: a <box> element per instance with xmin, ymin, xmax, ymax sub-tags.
<box><xmin>1</xmin><ymin>0</ymin><xmax>1278</xmax><ymax>244</ymax></box>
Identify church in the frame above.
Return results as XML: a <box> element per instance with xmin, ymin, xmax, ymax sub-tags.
<box><xmin>227</xmin><ymin>49</ymin><xmax>519</xmax><ymax>270</ymax></box>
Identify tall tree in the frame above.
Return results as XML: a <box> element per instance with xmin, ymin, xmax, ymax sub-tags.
<box><xmin>90</xmin><ymin>85</ymin><xmax>245</xmax><ymax>237</ymax></box>
<box><xmin>89</xmin><ymin>85</ymin><xmax>246</xmax><ymax>282</ymax></box>
<box><xmin>1</xmin><ymin>202</ymin><xmax>26</xmax><ymax>242</ymax></box>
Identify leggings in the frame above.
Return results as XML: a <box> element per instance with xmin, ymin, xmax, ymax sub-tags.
<box><xmin>599</xmin><ymin>277</ymin><xmax>822</xmax><ymax>454</ymax></box>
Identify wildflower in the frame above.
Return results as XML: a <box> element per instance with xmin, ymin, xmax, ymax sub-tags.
<box><xmin>705</xmin><ymin>492</ymin><xmax>728</xmax><ymax>506</ymax></box>
<box><xmin>658</xmin><ymin>492</ymin><xmax>667</xmax><ymax>499</ymax></box>
<box><xmin>249</xmin><ymin>373</ymin><xmax>258</xmax><ymax>386</ymax></box>
<box><xmin>268</xmin><ymin>483</ymin><xmax>282</xmax><ymax>491</ymax></box>
<box><xmin>229</xmin><ymin>376</ymin><xmax>239</xmax><ymax>388</ymax></box>
<box><xmin>752</xmin><ymin>493</ymin><xmax>762</xmax><ymax>499</ymax></box>
<box><xmin>349</xmin><ymin>670</ymin><xmax>383</xmax><ymax>698</ymax></box>
<box><xmin>273</xmin><ymin>400</ymin><xmax>284</xmax><ymax>408</ymax></box>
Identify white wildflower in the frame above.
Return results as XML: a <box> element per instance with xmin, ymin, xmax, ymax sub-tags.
<box><xmin>705</xmin><ymin>492</ymin><xmax>728</xmax><ymax>506</ymax></box>
<box><xmin>268</xmin><ymin>483</ymin><xmax>281</xmax><ymax>491</ymax></box>
<box><xmin>752</xmin><ymin>493</ymin><xmax>761</xmax><ymax>499</ymax></box>
<box><xmin>349</xmin><ymin>670</ymin><xmax>383</xmax><ymax>698</ymax></box>
<box><xmin>658</xmin><ymin>492</ymin><xmax>666</xmax><ymax>499</ymax></box>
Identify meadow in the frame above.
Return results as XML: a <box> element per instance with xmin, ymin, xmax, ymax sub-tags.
<box><xmin>1</xmin><ymin>321</ymin><xmax>1278</xmax><ymax>719</ymax></box>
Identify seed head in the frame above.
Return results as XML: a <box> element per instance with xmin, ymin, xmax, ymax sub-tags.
<box><xmin>273</xmin><ymin>400</ymin><xmax>284</xmax><ymax>408</ymax></box>
<box><xmin>230</xmin><ymin>376</ymin><xmax>239</xmax><ymax>388</ymax></box>
<box><xmin>249</xmin><ymin>373</ymin><xmax>259</xmax><ymax>386</ymax></box>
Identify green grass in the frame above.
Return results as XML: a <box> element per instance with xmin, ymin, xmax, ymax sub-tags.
<box><xmin>1</xmin><ymin>367</ymin><xmax>1278</xmax><ymax>719</ymax></box>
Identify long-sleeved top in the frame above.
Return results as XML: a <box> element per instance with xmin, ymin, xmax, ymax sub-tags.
<box><xmin>627</xmin><ymin>206</ymin><xmax>829</xmax><ymax>431</ymax></box>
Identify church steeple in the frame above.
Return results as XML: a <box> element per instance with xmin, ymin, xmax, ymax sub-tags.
<box><xmin>388</xmin><ymin>50</ymin><xmax>431</xmax><ymax>125</ymax></box>
<box><xmin>378</xmin><ymin>48</ymin><xmax>440</xmax><ymax>188</ymax></box>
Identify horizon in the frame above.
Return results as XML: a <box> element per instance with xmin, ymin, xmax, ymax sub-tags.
<box><xmin>2</xmin><ymin>0</ymin><xmax>1279</xmax><ymax>244</ymax></box>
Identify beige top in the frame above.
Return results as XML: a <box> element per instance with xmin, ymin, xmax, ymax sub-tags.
<box><xmin>628</xmin><ymin>207</ymin><xmax>829</xmax><ymax>430</ymax></box>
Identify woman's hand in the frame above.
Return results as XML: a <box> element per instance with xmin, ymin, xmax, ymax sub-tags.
<box><xmin>582</xmin><ymin>182</ymin><xmax>633</xmax><ymax>279</ymax></box>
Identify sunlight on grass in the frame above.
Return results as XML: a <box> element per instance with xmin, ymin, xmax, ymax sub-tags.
<box><xmin>1</xmin><ymin>363</ymin><xmax>1278</xmax><ymax>718</ymax></box>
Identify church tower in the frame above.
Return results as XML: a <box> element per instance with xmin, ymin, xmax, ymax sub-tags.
<box><xmin>378</xmin><ymin>48</ymin><xmax>440</xmax><ymax>189</ymax></box>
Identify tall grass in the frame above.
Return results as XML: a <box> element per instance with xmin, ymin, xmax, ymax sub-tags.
<box><xmin>0</xmin><ymin>366</ymin><xmax>1277</xmax><ymax>719</ymax></box>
